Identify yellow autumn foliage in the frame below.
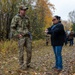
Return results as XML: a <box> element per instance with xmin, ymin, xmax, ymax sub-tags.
<box><xmin>0</xmin><ymin>40</ymin><xmax>18</xmax><ymax>56</ymax></box>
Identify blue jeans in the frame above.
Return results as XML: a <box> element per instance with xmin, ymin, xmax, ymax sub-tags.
<box><xmin>70</xmin><ymin>39</ymin><xmax>73</xmax><ymax>46</ymax></box>
<box><xmin>53</xmin><ymin>46</ymin><xmax>63</xmax><ymax>70</ymax></box>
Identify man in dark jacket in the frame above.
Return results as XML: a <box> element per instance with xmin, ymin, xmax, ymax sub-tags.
<box><xmin>46</xmin><ymin>15</ymin><xmax>65</xmax><ymax>72</ymax></box>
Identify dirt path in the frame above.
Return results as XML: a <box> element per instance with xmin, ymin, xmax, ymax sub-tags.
<box><xmin>0</xmin><ymin>41</ymin><xmax>75</xmax><ymax>75</ymax></box>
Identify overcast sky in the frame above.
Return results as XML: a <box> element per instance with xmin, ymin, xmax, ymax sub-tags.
<box><xmin>49</xmin><ymin>0</ymin><xmax>75</xmax><ymax>20</ymax></box>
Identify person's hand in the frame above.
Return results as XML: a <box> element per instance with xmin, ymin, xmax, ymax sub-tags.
<box><xmin>45</xmin><ymin>29</ymin><xmax>48</xmax><ymax>33</ymax></box>
<box><xmin>18</xmin><ymin>34</ymin><xmax>23</xmax><ymax>38</ymax></box>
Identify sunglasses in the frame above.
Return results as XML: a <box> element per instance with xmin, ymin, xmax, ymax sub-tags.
<box><xmin>52</xmin><ymin>19</ymin><xmax>57</xmax><ymax>21</ymax></box>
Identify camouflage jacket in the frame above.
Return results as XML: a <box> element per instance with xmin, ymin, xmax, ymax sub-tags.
<box><xmin>10</xmin><ymin>14</ymin><xmax>31</xmax><ymax>37</ymax></box>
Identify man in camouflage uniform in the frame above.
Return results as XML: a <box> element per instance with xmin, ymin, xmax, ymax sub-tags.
<box><xmin>10</xmin><ymin>5</ymin><xmax>32</xmax><ymax>70</ymax></box>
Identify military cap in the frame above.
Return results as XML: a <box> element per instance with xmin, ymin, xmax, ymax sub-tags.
<box><xmin>19</xmin><ymin>5</ymin><xmax>28</xmax><ymax>10</ymax></box>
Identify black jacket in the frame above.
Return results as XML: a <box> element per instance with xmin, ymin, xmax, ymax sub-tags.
<box><xmin>47</xmin><ymin>22</ymin><xmax>66</xmax><ymax>46</ymax></box>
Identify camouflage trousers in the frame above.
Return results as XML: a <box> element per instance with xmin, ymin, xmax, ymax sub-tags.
<box><xmin>18</xmin><ymin>36</ymin><xmax>32</xmax><ymax>68</ymax></box>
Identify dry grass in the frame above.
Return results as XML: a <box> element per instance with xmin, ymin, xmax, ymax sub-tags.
<box><xmin>0</xmin><ymin>39</ymin><xmax>75</xmax><ymax>75</ymax></box>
